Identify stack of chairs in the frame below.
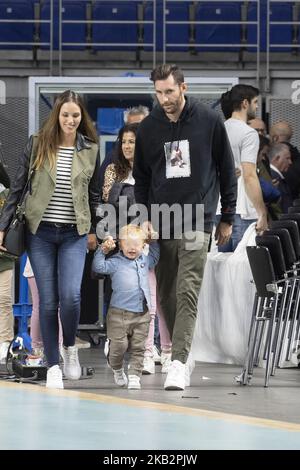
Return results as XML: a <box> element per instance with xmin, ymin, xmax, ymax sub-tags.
<box><xmin>237</xmin><ymin>201</ymin><xmax>300</xmax><ymax>387</ymax></box>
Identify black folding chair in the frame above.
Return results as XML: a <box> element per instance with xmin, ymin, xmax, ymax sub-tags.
<box><xmin>237</xmin><ymin>238</ymin><xmax>286</xmax><ymax>387</ymax></box>
<box><xmin>263</xmin><ymin>227</ymin><xmax>300</xmax><ymax>373</ymax></box>
<box><xmin>279</xmin><ymin>215</ymin><xmax>300</xmax><ymax>361</ymax></box>
<box><xmin>292</xmin><ymin>198</ymin><xmax>300</xmax><ymax>207</ymax></box>
<box><xmin>288</xmin><ymin>206</ymin><xmax>300</xmax><ymax>214</ymax></box>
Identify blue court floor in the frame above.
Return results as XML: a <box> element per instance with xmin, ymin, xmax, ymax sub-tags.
<box><xmin>0</xmin><ymin>380</ymin><xmax>300</xmax><ymax>450</ymax></box>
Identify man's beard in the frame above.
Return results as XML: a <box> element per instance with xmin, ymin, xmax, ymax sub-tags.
<box><xmin>247</xmin><ymin>109</ymin><xmax>256</xmax><ymax>121</ymax></box>
<box><xmin>163</xmin><ymin>96</ymin><xmax>182</xmax><ymax>115</ymax></box>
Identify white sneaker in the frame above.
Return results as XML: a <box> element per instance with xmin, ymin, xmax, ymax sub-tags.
<box><xmin>128</xmin><ymin>374</ymin><xmax>141</xmax><ymax>389</ymax></box>
<box><xmin>164</xmin><ymin>360</ymin><xmax>185</xmax><ymax>390</ymax></box>
<box><xmin>46</xmin><ymin>365</ymin><xmax>64</xmax><ymax>389</ymax></box>
<box><xmin>75</xmin><ymin>336</ymin><xmax>90</xmax><ymax>349</ymax></box>
<box><xmin>0</xmin><ymin>341</ymin><xmax>10</xmax><ymax>365</ymax></box>
<box><xmin>113</xmin><ymin>368</ymin><xmax>128</xmax><ymax>387</ymax></box>
<box><xmin>153</xmin><ymin>345</ymin><xmax>161</xmax><ymax>364</ymax></box>
<box><xmin>160</xmin><ymin>351</ymin><xmax>172</xmax><ymax>374</ymax></box>
<box><xmin>142</xmin><ymin>356</ymin><xmax>155</xmax><ymax>375</ymax></box>
<box><xmin>185</xmin><ymin>353</ymin><xmax>195</xmax><ymax>387</ymax></box>
<box><xmin>61</xmin><ymin>345</ymin><xmax>81</xmax><ymax>380</ymax></box>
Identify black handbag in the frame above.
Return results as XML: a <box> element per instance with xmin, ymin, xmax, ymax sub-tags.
<box><xmin>3</xmin><ymin>170</ymin><xmax>34</xmax><ymax>257</ymax></box>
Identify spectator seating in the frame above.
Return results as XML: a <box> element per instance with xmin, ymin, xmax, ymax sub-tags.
<box><xmin>164</xmin><ymin>1</ymin><xmax>191</xmax><ymax>51</ymax></box>
<box><xmin>143</xmin><ymin>0</ymin><xmax>158</xmax><ymax>51</ymax></box>
<box><xmin>0</xmin><ymin>0</ymin><xmax>298</xmax><ymax>55</ymax></box>
<box><xmin>0</xmin><ymin>0</ymin><xmax>34</xmax><ymax>49</ymax></box>
<box><xmin>246</xmin><ymin>1</ymin><xmax>261</xmax><ymax>52</ymax></box>
<box><xmin>40</xmin><ymin>0</ymin><xmax>87</xmax><ymax>50</ymax></box>
<box><xmin>92</xmin><ymin>1</ymin><xmax>138</xmax><ymax>50</ymax></box>
<box><xmin>195</xmin><ymin>2</ymin><xmax>242</xmax><ymax>51</ymax></box>
<box><xmin>269</xmin><ymin>2</ymin><xmax>293</xmax><ymax>52</ymax></box>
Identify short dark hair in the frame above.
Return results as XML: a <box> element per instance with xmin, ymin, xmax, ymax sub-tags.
<box><xmin>220</xmin><ymin>91</ymin><xmax>233</xmax><ymax>120</ymax></box>
<box><xmin>150</xmin><ymin>64</ymin><xmax>184</xmax><ymax>85</ymax></box>
<box><xmin>220</xmin><ymin>84</ymin><xmax>259</xmax><ymax>119</ymax></box>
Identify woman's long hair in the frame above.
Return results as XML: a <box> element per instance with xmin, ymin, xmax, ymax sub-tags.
<box><xmin>114</xmin><ymin>122</ymin><xmax>139</xmax><ymax>181</ymax></box>
<box><xmin>34</xmin><ymin>90</ymin><xmax>98</xmax><ymax>170</ymax></box>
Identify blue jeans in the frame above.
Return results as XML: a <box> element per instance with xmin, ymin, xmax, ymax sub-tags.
<box><xmin>216</xmin><ymin>214</ymin><xmax>256</xmax><ymax>252</ymax></box>
<box><xmin>26</xmin><ymin>223</ymin><xmax>87</xmax><ymax>367</ymax></box>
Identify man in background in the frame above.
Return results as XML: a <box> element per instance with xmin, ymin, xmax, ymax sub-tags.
<box><xmin>269</xmin><ymin>143</ymin><xmax>293</xmax><ymax>213</ymax></box>
<box><xmin>270</xmin><ymin>120</ymin><xmax>300</xmax><ymax>200</ymax></box>
<box><xmin>248</xmin><ymin>117</ymin><xmax>266</xmax><ymax>136</ymax></box>
<box><xmin>220</xmin><ymin>84</ymin><xmax>268</xmax><ymax>251</ymax></box>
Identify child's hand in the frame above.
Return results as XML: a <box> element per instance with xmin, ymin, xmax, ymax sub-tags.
<box><xmin>141</xmin><ymin>221</ymin><xmax>158</xmax><ymax>243</ymax></box>
<box><xmin>101</xmin><ymin>236</ymin><xmax>116</xmax><ymax>254</ymax></box>
<box><xmin>148</xmin><ymin>229</ymin><xmax>159</xmax><ymax>242</ymax></box>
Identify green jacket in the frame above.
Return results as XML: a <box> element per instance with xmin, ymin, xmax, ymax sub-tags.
<box><xmin>0</xmin><ymin>133</ymin><xmax>101</xmax><ymax>236</ymax></box>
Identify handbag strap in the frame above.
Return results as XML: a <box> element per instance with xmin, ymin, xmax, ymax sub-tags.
<box><xmin>16</xmin><ymin>169</ymin><xmax>34</xmax><ymax>211</ymax></box>
<box><xmin>16</xmin><ymin>137</ymin><xmax>38</xmax><ymax>215</ymax></box>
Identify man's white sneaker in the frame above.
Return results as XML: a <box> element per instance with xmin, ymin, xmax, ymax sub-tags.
<box><xmin>46</xmin><ymin>365</ymin><xmax>64</xmax><ymax>389</ymax></box>
<box><xmin>61</xmin><ymin>345</ymin><xmax>81</xmax><ymax>380</ymax></box>
<box><xmin>0</xmin><ymin>341</ymin><xmax>10</xmax><ymax>365</ymax></box>
<box><xmin>113</xmin><ymin>368</ymin><xmax>128</xmax><ymax>387</ymax></box>
<box><xmin>142</xmin><ymin>356</ymin><xmax>155</xmax><ymax>374</ymax></box>
<box><xmin>153</xmin><ymin>345</ymin><xmax>161</xmax><ymax>364</ymax></box>
<box><xmin>185</xmin><ymin>353</ymin><xmax>195</xmax><ymax>387</ymax></box>
<box><xmin>164</xmin><ymin>360</ymin><xmax>185</xmax><ymax>390</ymax></box>
<box><xmin>128</xmin><ymin>375</ymin><xmax>141</xmax><ymax>389</ymax></box>
<box><xmin>160</xmin><ymin>351</ymin><xmax>172</xmax><ymax>374</ymax></box>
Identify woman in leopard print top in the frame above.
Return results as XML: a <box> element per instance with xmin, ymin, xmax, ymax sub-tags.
<box><xmin>102</xmin><ymin>122</ymin><xmax>139</xmax><ymax>202</ymax></box>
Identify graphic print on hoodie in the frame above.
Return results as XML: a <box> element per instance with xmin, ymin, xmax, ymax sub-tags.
<box><xmin>164</xmin><ymin>139</ymin><xmax>191</xmax><ymax>179</ymax></box>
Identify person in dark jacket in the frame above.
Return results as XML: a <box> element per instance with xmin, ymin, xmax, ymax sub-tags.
<box><xmin>133</xmin><ymin>64</ymin><xmax>237</xmax><ymax>391</ymax></box>
<box><xmin>0</xmin><ymin>90</ymin><xmax>101</xmax><ymax>389</ymax></box>
<box><xmin>0</xmin><ymin>160</ymin><xmax>10</xmax><ymax>190</ymax></box>
<box><xmin>0</xmin><ymin>165</ymin><xmax>14</xmax><ymax>364</ymax></box>
<box><xmin>269</xmin><ymin>143</ymin><xmax>293</xmax><ymax>213</ymax></box>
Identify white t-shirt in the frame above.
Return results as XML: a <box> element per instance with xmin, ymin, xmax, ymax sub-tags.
<box><xmin>122</xmin><ymin>169</ymin><xmax>135</xmax><ymax>185</ymax></box>
<box><xmin>224</xmin><ymin>118</ymin><xmax>259</xmax><ymax>220</ymax></box>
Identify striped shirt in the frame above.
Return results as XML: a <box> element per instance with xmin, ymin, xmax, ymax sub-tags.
<box><xmin>42</xmin><ymin>147</ymin><xmax>77</xmax><ymax>224</ymax></box>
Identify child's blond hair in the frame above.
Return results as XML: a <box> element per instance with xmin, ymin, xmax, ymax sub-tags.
<box><xmin>119</xmin><ymin>224</ymin><xmax>147</xmax><ymax>243</ymax></box>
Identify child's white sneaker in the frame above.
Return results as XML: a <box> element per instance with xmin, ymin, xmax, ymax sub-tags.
<box><xmin>46</xmin><ymin>365</ymin><xmax>64</xmax><ymax>389</ymax></box>
<box><xmin>61</xmin><ymin>345</ymin><xmax>81</xmax><ymax>380</ymax></box>
<box><xmin>160</xmin><ymin>351</ymin><xmax>172</xmax><ymax>374</ymax></box>
<box><xmin>113</xmin><ymin>368</ymin><xmax>128</xmax><ymax>387</ymax></box>
<box><xmin>142</xmin><ymin>356</ymin><xmax>155</xmax><ymax>374</ymax></box>
<box><xmin>153</xmin><ymin>345</ymin><xmax>161</xmax><ymax>364</ymax></box>
<box><xmin>128</xmin><ymin>375</ymin><xmax>141</xmax><ymax>389</ymax></box>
